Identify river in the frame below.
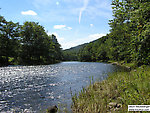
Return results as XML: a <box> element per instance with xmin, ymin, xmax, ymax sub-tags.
<box><xmin>0</xmin><ymin>62</ymin><xmax>126</xmax><ymax>112</ymax></box>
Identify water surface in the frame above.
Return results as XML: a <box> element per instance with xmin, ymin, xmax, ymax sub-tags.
<box><xmin>0</xmin><ymin>62</ymin><xmax>125</xmax><ymax>112</ymax></box>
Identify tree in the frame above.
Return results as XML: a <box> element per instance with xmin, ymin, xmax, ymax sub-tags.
<box><xmin>20</xmin><ymin>21</ymin><xmax>62</xmax><ymax>65</ymax></box>
<box><xmin>129</xmin><ymin>0</ymin><xmax>150</xmax><ymax>65</ymax></box>
<box><xmin>0</xmin><ymin>16</ymin><xmax>20</xmax><ymax>66</ymax></box>
<box><xmin>0</xmin><ymin>16</ymin><xmax>62</xmax><ymax>66</ymax></box>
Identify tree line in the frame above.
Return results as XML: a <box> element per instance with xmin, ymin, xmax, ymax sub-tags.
<box><xmin>0</xmin><ymin>16</ymin><xmax>62</xmax><ymax>66</ymax></box>
<box><xmin>65</xmin><ymin>0</ymin><xmax>150</xmax><ymax>66</ymax></box>
<box><xmin>62</xmin><ymin>43</ymin><xmax>88</xmax><ymax>61</ymax></box>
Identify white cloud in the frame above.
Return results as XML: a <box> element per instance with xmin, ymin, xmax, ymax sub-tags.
<box><xmin>67</xmin><ymin>27</ymin><xmax>72</xmax><ymax>30</ymax></box>
<box><xmin>21</xmin><ymin>10</ymin><xmax>37</xmax><ymax>16</ymax></box>
<box><xmin>88</xmin><ymin>33</ymin><xmax>106</xmax><ymax>40</ymax></box>
<box><xmin>54</xmin><ymin>25</ymin><xmax>66</xmax><ymax>29</ymax></box>
<box><xmin>56</xmin><ymin>1</ymin><xmax>59</xmax><ymax>5</ymax></box>
<box><xmin>62</xmin><ymin>33</ymin><xmax>106</xmax><ymax>49</ymax></box>
<box><xmin>79</xmin><ymin>0</ymin><xmax>89</xmax><ymax>24</ymax></box>
<box><xmin>76</xmin><ymin>33</ymin><xmax>106</xmax><ymax>44</ymax></box>
<box><xmin>62</xmin><ymin>42</ymin><xmax>78</xmax><ymax>50</ymax></box>
<box><xmin>90</xmin><ymin>24</ymin><xmax>94</xmax><ymax>27</ymax></box>
<box><xmin>53</xmin><ymin>25</ymin><xmax>72</xmax><ymax>30</ymax></box>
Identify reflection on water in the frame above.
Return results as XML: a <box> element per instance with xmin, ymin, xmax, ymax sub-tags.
<box><xmin>0</xmin><ymin>62</ymin><xmax>125</xmax><ymax>112</ymax></box>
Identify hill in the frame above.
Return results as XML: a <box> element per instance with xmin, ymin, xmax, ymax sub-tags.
<box><xmin>62</xmin><ymin>43</ymin><xmax>88</xmax><ymax>61</ymax></box>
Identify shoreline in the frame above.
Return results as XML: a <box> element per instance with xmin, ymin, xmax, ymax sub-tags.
<box><xmin>71</xmin><ymin>62</ymin><xmax>150</xmax><ymax>112</ymax></box>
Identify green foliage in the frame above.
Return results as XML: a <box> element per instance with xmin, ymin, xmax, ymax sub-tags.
<box><xmin>75</xmin><ymin>0</ymin><xmax>150</xmax><ymax>65</ymax></box>
<box><xmin>78</xmin><ymin>36</ymin><xmax>111</xmax><ymax>62</ymax></box>
<box><xmin>72</xmin><ymin>66</ymin><xmax>150</xmax><ymax>113</ymax></box>
<box><xmin>0</xmin><ymin>16</ymin><xmax>62</xmax><ymax>66</ymax></box>
<box><xmin>63</xmin><ymin>49</ymin><xmax>78</xmax><ymax>61</ymax></box>
<box><xmin>62</xmin><ymin>43</ymin><xmax>87</xmax><ymax>61</ymax></box>
<box><xmin>0</xmin><ymin>16</ymin><xmax>20</xmax><ymax>66</ymax></box>
<box><xmin>109</xmin><ymin>0</ymin><xmax>150</xmax><ymax>64</ymax></box>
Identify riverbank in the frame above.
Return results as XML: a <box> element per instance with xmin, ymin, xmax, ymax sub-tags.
<box><xmin>107</xmin><ymin>60</ymin><xmax>138</xmax><ymax>70</ymax></box>
<box><xmin>72</xmin><ymin>63</ymin><xmax>150</xmax><ymax>112</ymax></box>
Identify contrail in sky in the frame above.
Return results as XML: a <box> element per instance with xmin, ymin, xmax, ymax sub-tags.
<box><xmin>79</xmin><ymin>0</ymin><xmax>89</xmax><ymax>24</ymax></box>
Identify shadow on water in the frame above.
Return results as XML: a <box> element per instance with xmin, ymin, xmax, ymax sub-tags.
<box><xmin>0</xmin><ymin>62</ymin><xmax>127</xmax><ymax>112</ymax></box>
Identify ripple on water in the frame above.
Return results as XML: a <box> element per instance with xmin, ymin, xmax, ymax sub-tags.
<box><xmin>0</xmin><ymin>62</ymin><xmax>124</xmax><ymax>112</ymax></box>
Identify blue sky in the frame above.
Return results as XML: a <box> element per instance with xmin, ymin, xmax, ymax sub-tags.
<box><xmin>0</xmin><ymin>0</ymin><xmax>113</xmax><ymax>49</ymax></box>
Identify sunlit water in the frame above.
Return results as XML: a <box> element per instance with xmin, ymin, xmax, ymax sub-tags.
<box><xmin>0</xmin><ymin>62</ymin><xmax>126</xmax><ymax>112</ymax></box>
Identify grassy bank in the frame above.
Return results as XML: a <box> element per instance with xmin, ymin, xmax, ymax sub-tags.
<box><xmin>72</xmin><ymin>65</ymin><xmax>150</xmax><ymax>113</ymax></box>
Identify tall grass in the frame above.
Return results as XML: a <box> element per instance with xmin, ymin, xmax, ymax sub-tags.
<box><xmin>72</xmin><ymin>66</ymin><xmax>150</xmax><ymax>113</ymax></box>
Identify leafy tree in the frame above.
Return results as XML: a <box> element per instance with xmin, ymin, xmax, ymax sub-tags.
<box><xmin>0</xmin><ymin>16</ymin><xmax>62</xmax><ymax>66</ymax></box>
<box><xmin>108</xmin><ymin>0</ymin><xmax>150</xmax><ymax>65</ymax></box>
<box><xmin>20</xmin><ymin>22</ymin><xmax>46</xmax><ymax>64</ymax></box>
<box><xmin>129</xmin><ymin>0</ymin><xmax>150</xmax><ymax>65</ymax></box>
<box><xmin>20</xmin><ymin>22</ymin><xmax>62</xmax><ymax>65</ymax></box>
<box><xmin>0</xmin><ymin>16</ymin><xmax>20</xmax><ymax>66</ymax></box>
<box><xmin>76</xmin><ymin>0</ymin><xmax>149</xmax><ymax>65</ymax></box>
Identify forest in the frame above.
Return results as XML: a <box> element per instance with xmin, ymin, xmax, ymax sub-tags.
<box><xmin>64</xmin><ymin>0</ymin><xmax>150</xmax><ymax>66</ymax></box>
<box><xmin>1</xmin><ymin>0</ymin><xmax>150</xmax><ymax>67</ymax></box>
<box><xmin>0</xmin><ymin>16</ymin><xmax>62</xmax><ymax>66</ymax></box>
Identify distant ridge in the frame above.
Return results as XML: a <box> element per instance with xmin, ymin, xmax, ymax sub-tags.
<box><xmin>62</xmin><ymin>37</ymin><xmax>103</xmax><ymax>61</ymax></box>
<box><xmin>64</xmin><ymin>43</ymin><xmax>88</xmax><ymax>51</ymax></box>
<box><xmin>64</xmin><ymin>38</ymin><xmax>100</xmax><ymax>51</ymax></box>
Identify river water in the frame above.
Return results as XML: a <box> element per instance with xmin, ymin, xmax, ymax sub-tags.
<box><xmin>0</xmin><ymin>62</ymin><xmax>126</xmax><ymax>112</ymax></box>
